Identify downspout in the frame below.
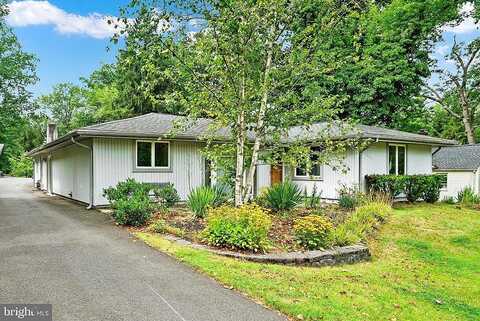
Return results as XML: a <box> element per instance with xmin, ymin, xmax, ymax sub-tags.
<box><xmin>71</xmin><ymin>137</ymin><xmax>94</xmax><ymax>209</ymax></box>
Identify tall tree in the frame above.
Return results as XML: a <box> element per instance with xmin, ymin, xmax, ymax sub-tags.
<box><xmin>423</xmin><ymin>39</ymin><xmax>480</xmax><ymax>144</ymax></box>
<box><xmin>117</xmin><ymin>0</ymin><xmax>365</xmax><ymax>205</ymax></box>
<box><xmin>0</xmin><ymin>0</ymin><xmax>37</xmax><ymax>172</ymax></box>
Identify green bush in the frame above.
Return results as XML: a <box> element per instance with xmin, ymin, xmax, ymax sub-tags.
<box><xmin>264</xmin><ymin>181</ymin><xmax>303</xmax><ymax>212</ymax></box>
<box><xmin>148</xmin><ymin>219</ymin><xmax>166</xmax><ymax>233</ymax></box>
<box><xmin>366</xmin><ymin>174</ymin><xmax>443</xmax><ymax>203</ymax></box>
<box><xmin>331</xmin><ymin>200</ymin><xmax>392</xmax><ymax>246</ymax></box>
<box><xmin>211</xmin><ymin>183</ymin><xmax>232</xmax><ymax>206</ymax></box>
<box><xmin>153</xmin><ymin>183</ymin><xmax>180</xmax><ymax>207</ymax></box>
<box><xmin>202</xmin><ymin>204</ymin><xmax>271</xmax><ymax>252</ymax></box>
<box><xmin>293</xmin><ymin>215</ymin><xmax>333</xmax><ymax>250</ymax></box>
<box><xmin>404</xmin><ymin>175</ymin><xmax>426</xmax><ymax>202</ymax></box>
<box><xmin>457</xmin><ymin>187</ymin><xmax>480</xmax><ymax>204</ymax></box>
<box><xmin>422</xmin><ymin>175</ymin><xmax>442</xmax><ymax>203</ymax></box>
<box><xmin>9</xmin><ymin>154</ymin><xmax>33</xmax><ymax>177</ymax></box>
<box><xmin>103</xmin><ymin>178</ymin><xmax>155</xmax><ymax>226</ymax></box>
<box><xmin>442</xmin><ymin>196</ymin><xmax>455</xmax><ymax>204</ymax></box>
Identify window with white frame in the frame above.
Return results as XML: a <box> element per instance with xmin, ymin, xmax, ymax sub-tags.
<box><xmin>388</xmin><ymin>144</ymin><xmax>406</xmax><ymax>175</ymax></box>
<box><xmin>295</xmin><ymin>147</ymin><xmax>323</xmax><ymax>179</ymax></box>
<box><xmin>136</xmin><ymin>141</ymin><xmax>169</xmax><ymax>168</ymax></box>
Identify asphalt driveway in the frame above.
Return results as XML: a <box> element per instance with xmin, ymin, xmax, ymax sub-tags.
<box><xmin>0</xmin><ymin>177</ymin><xmax>286</xmax><ymax>321</ymax></box>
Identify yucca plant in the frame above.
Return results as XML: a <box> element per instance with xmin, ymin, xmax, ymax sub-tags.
<box><xmin>264</xmin><ymin>181</ymin><xmax>303</xmax><ymax>212</ymax></box>
<box><xmin>187</xmin><ymin>186</ymin><xmax>216</xmax><ymax>218</ymax></box>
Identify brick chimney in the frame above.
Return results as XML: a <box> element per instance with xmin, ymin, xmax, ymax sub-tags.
<box><xmin>46</xmin><ymin>122</ymin><xmax>58</xmax><ymax>143</ymax></box>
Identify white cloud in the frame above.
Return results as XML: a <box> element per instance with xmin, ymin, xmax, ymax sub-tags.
<box><xmin>435</xmin><ymin>44</ymin><xmax>450</xmax><ymax>56</ymax></box>
<box><xmin>6</xmin><ymin>1</ymin><xmax>119</xmax><ymax>39</ymax></box>
<box><xmin>442</xmin><ymin>2</ymin><xmax>479</xmax><ymax>34</ymax></box>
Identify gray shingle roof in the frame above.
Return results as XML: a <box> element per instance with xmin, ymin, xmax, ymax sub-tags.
<box><xmin>433</xmin><ymin>145</ymin><xmax>480</xmax><ymax>170</ymax></box>
<box><xmin>28</xmin><ymin>113</ymin><xmax>457</xmax><ymax>156</ymax></box>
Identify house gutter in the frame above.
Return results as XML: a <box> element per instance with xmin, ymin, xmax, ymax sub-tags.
<box><xmin>71</xmin><ymin>137</ymin><xmax>94</xmax><ymax>209</ymax></box>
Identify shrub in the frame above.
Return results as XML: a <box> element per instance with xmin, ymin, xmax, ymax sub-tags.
<box><xmin>103</xmin><ymin>178</ymin><xmax>155</xmax><ymax>226</ymax></box>
<box><xmin>293</xmin><ymin>215</ymin><xmax>333</xmax><ymax>250</ymax></box>
<box><xmin>211</xmin><ymin>183</ymin><xmax>232</xmax><ymax>206</ymax></box>
<box><xmin>422</xmin><ymin>175</ymin><xmax>442</xmax><ymax>203</ymax></box>
<box><xmin>365</xmin><ymin>175</ymin><xmax>406</xmax><ymax>197</ymax></box>
<box><xmin>9</xmin><ymin>154</ymin><xmax>33</xmax><ymax>177</ymax></box>
<box><xmin>187</xmin><ymin>186</ymin><xmax>216</xmax><ymax>218</ymax></box>
<box><xmin>202</xmin><ymin>204</ymin><xmax>271</xmax><ymax>252</ymax></box>
<box><xmin>113</xmin><ymin>195</ymin><xmax>154</xmax><ymax>226</ymax></box>
<box><xmin>264</xmin><ymin>181</ymin><xmax>303</xmax><ymax>212</ymax></box>
<box><xmin>304</xmin><ymin>184</ymin><xmax>322</xmax><ymax>209</ymax></box>
<box><xmin>153</xmin><ymin>183</ymin><xmax>180</xmax><ymax>207</ymax></box>
<box><xmin>457</xmin><ymin>187</ymin><xmax>480</xmax><ymax>204</ymax></box>
<box><xmin>331</xmin><ymin>200</ymin><xmax>392</xmax><ymax>246</ymax></box>
<box><xmin>404</xmin><ymin>175</ymin><xmax>426</xmax><ymax>202</ymax></box>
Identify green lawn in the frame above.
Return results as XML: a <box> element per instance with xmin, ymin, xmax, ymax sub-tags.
<box><xmin>136</xmin><ymin>203</ymin><xmax>480</xmax><ymax>321</ymax></box>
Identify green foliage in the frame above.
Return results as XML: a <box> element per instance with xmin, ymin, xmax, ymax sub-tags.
<box><xmin>187</xmin><ymin>186</ymin><xmax>215</xmax><ymax>218</ymax></box>
<box><xmin>331</xmin><ymin>200</ymin><xmax>392</xmax><ymax>246</ymax></box>
<box><xmin>153</xmin><ymin>183</ymin><xmax>180</xmax><ymax>207</ymax></box>
<box><xmin>202</xmin><ymin>204</ymin><xmax>271</xmax><ymax>252</ymax></box>
<box><xmin>263</xmin><ymin>181</ymin><xmax>303</xmax><ymax>212</ymax></box>
<box><xmin>303</xmin><ymin>184</ymin><xmax>322</xmax><ymax>209</ymax></box>
<box><xmin>148</xmin><ymin>219</ymin><xmax>166</xmax><ymax>233</ymax></box>
<box><xmin>366</xmin><ymin>174</ymin><xmax>442</xmax><ymax>203</ymax></box>
<box><xmin>442</xmin><ymin>196</ymin><xmax>456</xmax><ymax>205</ymax></box>
<box><xmin>103</xmin><ymin>178</ymin><xmax>155</xmax><ymax>226</ymax></box>
<box><xmin>293</xmin><ymin>215</ymin><xmax>333</xmax><ymax>250</ymax></box>
<box><xmin>337</xmin><ymin>185</ymin><xmax>360</xmax><ymax>209</ymax></box>
<box><xmin>457</xmin><ymin>187</ymin><xmax>480</xmax><ymax>205</ymax></box>
<box><xmin>8</xmin><ymin>154</ymin><xmax>33</xmax><ymax>177</ymax></box>
<box><xmin>422</xmin><ymin>175</ymin><xmax>442</xmax><ymax>203</ymax></box>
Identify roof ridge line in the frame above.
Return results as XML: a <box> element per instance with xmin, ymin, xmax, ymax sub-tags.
<box><xmin>81</xmin><ymin>113</ymin><xmax>156</xmax><ymax>129</ymax></box>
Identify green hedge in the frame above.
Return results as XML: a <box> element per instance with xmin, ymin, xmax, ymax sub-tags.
<box><xmin>365</xmin><ymin>174</ymin><xmax>442</xmax><ymax>203</ymax></box>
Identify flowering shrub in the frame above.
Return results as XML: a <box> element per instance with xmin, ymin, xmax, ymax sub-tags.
<box><xmin>202</xmin><ymin>204</ymin><xmax>271</xmax><ymax>252</ymax></box>
<box><xmin>293</xmin><ymin>215</ymin><xmax>333</xmax><ymax>250</ymax></box>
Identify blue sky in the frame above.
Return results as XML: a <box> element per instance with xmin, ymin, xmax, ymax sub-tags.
<box><xmin>6</xmin><ymin>1</ymin><xmax>480</xmax><ymax>97</ymax></box>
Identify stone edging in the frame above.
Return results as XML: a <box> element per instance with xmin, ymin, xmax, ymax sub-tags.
<box><xmin>162</xmin><ymin>235</ymin><xmax>371</xmax><ymax>267</ymax></box>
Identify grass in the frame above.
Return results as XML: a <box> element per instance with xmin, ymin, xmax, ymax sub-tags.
<box><xmin>135</xmin><ymin>203</ymin><xmax>480</xmax><ymax>321</ymax></box>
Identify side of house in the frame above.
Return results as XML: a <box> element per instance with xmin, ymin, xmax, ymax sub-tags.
<box><xmin>432</xmin><ymin>145</ymin><xmax>480</xmax><ymax>199</ymax></box>
<box><xmin>29</xmin><ymin>113</ymin><xmax>456</xmax><ymax>208</ymax></box>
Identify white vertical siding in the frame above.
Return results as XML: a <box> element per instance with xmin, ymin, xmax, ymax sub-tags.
<box><xmin>407</xmin><ymin>144</ymin><xmax>432</xmax><ymax>174</ymax></box>
<box><xmin>93</xmin><ymin>138</ymin><xmax>205</xmax><ymax>205</ymax></box>
<box><xmin>256</xmin><ymin>163</ymin><xmax>271</xmax><ymax>194</ymax></box>
<box><xmin>40</xmin><ymin>158</ymin><xmax>48</xmax><ymax>191</ymax></box>
<box><xmin>50</xmin><ymin>143</ymin><xmax>91</xmax><ymax>204</ymax></box>
<box><xmin>33</xmin><ymin>158</ymin><xmax>41</xmax><ymax>187</ymax></box>
<box><xmin>437</xmin><ymin>171</ymin><xmax>476</xmax><ymax>199</ymax></box>
<box><xmin>290</xmin><ymin>149</ymin><xmax>359</xmax><ymax>199</ymax></box>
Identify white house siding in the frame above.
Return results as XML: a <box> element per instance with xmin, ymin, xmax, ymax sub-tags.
<box><xmin>50</xmin><ymin>143</ymin><xmax>91</xmax><ymax>204</ymax></box>
<box><xmin>290</xmin><ymin>149</ymin><xmax>360</xmax><ymax>200</ymax></box>
<box><xmin>33</xmin><ymin>157</ymin><xmax>41</xmax><ymax>187</ymax></box>
<box><xmin>255</xmin><ymin>163</ymin><xmax>271</xmax><ymax>194</ymax></box>
<box><xmin>40</xmin><ymin>158</ymin><xmax>48</xmax><ymax>191</ymax></box>
<box><xmin>407</xmin><ymin>144</ymin><xmax>432</xmax><ymax>174</ymax></box>
<box><xmin>93</xmin><ymin>138</ymin><xmax>205</xmax><ymax>206</ymax></box>
<box><xmin>436</xmin><ymin>170</ymin><xmax>477</xmax><ymax>199</ymax></box>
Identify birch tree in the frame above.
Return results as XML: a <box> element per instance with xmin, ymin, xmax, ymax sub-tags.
<box><xmin>117</xmin><ymin>0</ymin><xmax>365</xmax><ymax>205</ymax></box>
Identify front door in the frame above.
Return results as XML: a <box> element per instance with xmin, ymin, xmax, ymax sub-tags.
<box><xmin>270</xmin><ymin>165</ymin><xmax>283</xmax><ymax>185</ymax></box>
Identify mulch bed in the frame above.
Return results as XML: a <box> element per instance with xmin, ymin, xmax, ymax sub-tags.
<box><xmin>135</xmin><ymin>203</ymin><xmax>354</xmax><ymax>253</ymax></box>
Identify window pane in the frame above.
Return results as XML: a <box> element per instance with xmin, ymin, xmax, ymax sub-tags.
<box><xmin>295</xmin><ymin>166</ymin><xmax>307</xmax><ymax>176</ymax></box>
<box><xmin>311</xmin><ymin>164</ymin><xmax>322</xmax><ymax>177</ymax></box>
<box><xmin>137</xmin><ymin>142</ymin><xmax>151</xmax><ymax>167</ymax></box>
<box><xmin>388</xmin><ymin>146</ymin><xmax>396</xmax><ymax>175</ymax></box>
<box><xmin>397</xmin><ymin>146</ymin><xmax>406</xmax><ymax>175</ymax></box>
<box><xmin>154</xmin><ymin>143</ymin><xmax>169</xmax><ymax>167</ymax></box>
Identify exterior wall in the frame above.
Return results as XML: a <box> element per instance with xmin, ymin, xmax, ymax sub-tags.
<box><xmin>407</xmin><ymin>144</ymin><xmax>432</xmax><ymax>174</ymax></box>
<box><xmin>289</xmin><ymin>149</ymin><xmax>360</xmax><ymax>200</ymax></box>
<box><xmin>40</xmin><ymin>158</ymin><xmax>48</xmax><ymax>191</ymax></box>
<box><xmin>256</xmin><ymin>163</ymin><xmax>271</xmax><ymax>194</ymax></box>
<box><xmin>33</xmin><ymin>157</ymin><xmax>41</xmax><ymax>188</ymax></box>
<box><xmin>435</xmin><ymin>170</ymin><xmax>477</xmax><ymax>199</ymax></box>
<box><xmin>50</xmin><ymin>142</ymin><xmax>91</xmax><ymax>204</ymax></box>
<box><xmin>93</xmin><ymin>138</ymin><xmax>205</xmax><ymax>206</ymax></box>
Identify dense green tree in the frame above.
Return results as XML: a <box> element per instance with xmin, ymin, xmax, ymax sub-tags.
<box><xmin>0</xmin><ymin>1</ymin><xmax>37</xmax><ymax>173</ymax></box>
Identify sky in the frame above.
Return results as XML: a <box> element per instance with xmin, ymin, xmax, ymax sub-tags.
<box><xmin>5</xmin><ymin>1</ymin><xmax>480</xmax><ymax>97</ymax></box>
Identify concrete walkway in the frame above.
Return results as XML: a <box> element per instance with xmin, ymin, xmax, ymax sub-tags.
<box><xmin>0</xmin><ymin>177</ymin><xmax>286</xmax><ymax>321</ymax></box>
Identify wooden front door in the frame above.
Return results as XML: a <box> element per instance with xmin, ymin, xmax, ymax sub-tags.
<box><xmin>270</xmin><ymin>165</ymin><xmax>283</xmax><ymax>185</ymax></box>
